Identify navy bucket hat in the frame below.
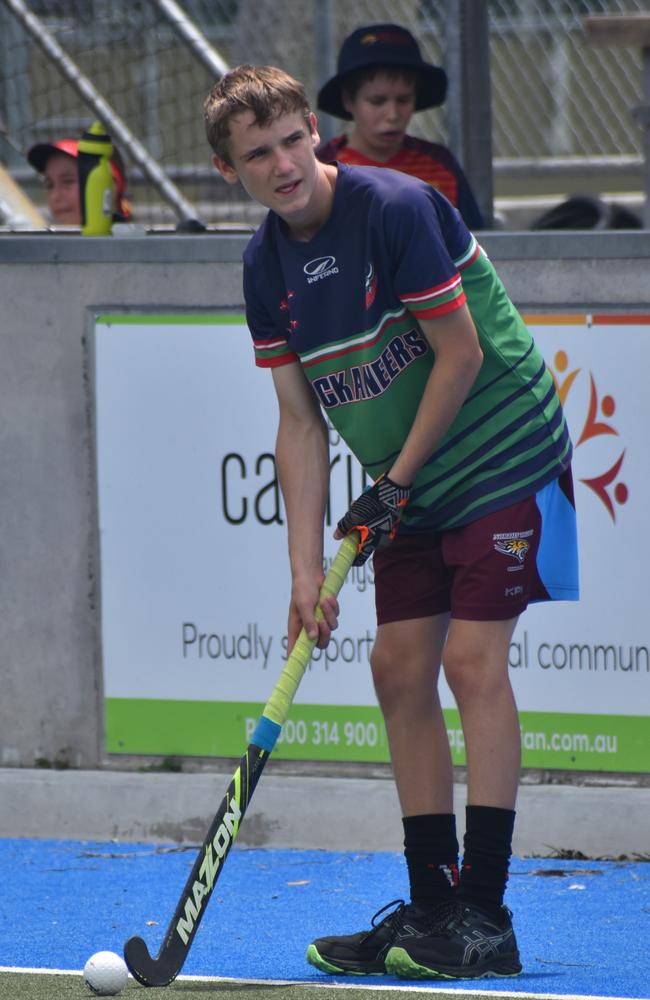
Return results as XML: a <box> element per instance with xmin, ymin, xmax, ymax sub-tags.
<box><xmin>317</xmin><ymin>23</ymin><xmax>448</xmax><ymax>120</ymax></box>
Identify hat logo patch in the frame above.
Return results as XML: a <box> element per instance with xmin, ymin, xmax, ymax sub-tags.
<box><xmin>360</xmin><ymin>30</ymin><xmax>411</xmax><ymax>47</ymax></box>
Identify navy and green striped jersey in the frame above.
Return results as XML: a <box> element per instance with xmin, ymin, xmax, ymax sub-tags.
<box><xmin>243</xmin><ymin>163</ymin><xmax>571</xmax><ymax>531</ymax></box>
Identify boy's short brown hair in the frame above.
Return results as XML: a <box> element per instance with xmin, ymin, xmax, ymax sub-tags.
<box><xmin>204</xmin><ymin>65</ymin><xmax>311</xmax><ymax>164</ymax></box>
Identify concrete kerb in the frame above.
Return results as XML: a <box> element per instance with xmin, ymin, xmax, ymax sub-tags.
<box><xmin>1</xmin><ymin>767</ymin><xmax>649</xmax><ymax>858</ymax></box>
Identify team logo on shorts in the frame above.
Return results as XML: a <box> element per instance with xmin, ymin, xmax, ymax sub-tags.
<box><xmin>493</xmin><ymin>531</ymin><xmax>532</xmax><ymax>563</ymax></box>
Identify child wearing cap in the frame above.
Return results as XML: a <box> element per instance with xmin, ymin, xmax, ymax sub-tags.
<box><xmin>27</xmin><ymin>138</ymin><xmax>131</xmax><ymax>226</ymax></box>
<box><xmin>317</xmin><ymin>24</ymin><xmax>484</xmax><ymax>229</ymax></box>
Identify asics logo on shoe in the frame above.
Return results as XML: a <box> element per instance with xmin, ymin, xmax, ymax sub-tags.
<box><xmin>461</xmin><ymin>926</ymin><xmax>515</xmax><ymax>964</ymax></box>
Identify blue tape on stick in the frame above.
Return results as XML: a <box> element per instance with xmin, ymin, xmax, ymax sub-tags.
<box><xmin>251</xmin><ymin>715</ymin><xmax>282</xmax><ymax>752</ymax></box>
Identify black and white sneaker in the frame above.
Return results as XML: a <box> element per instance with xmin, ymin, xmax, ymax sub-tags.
<box><xmin>306</xmin><ymin>899</ymin><xmax>452</xmax><ymax>976</ymax></box>
<box><xmin>385</xmin><ymin>902</ymin><xmax>522</xmax><ymax>979</ymax></box>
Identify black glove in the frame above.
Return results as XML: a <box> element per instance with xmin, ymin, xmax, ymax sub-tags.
<box><xmin>337</xmin><ymin>473</ymin><xmax>411</xmax><ymax>566</ymax></box>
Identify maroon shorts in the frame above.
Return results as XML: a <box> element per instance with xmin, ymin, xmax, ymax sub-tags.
<box><xmin>374</xmin><ymin>493</ymin><xmax>549</xmax><ymax>624</ymax></box>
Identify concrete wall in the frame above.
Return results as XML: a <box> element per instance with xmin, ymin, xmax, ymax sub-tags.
<box><xmin>0</xmin><ymin>230</ymin><xmax>649</xmax><ymax>850</ymax></box>
<box><xmin>3</xmin><ymin>766</ymin><xmax>650</xmax><ymax>856</ymax></box>
<box><xmin>0</xmin><ymin>234</ymin><xmax>249</xmax><ymax>770</ymax></box>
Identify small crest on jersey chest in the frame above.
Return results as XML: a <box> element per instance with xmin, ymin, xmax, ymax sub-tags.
<box><xmin>365</xmin><ymin>261</ymin><xmax>377</xmax><ymax>308</ymax></box>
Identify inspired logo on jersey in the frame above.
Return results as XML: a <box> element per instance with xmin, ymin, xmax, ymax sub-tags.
<box><xmin>365</xmin><ymin>262</ymin><xmax>377</xmax><ymax>309</ymax></box>
<box><xmin>493</xmin><ymin>531</ymin><xmax>533</xmax><ymax>567</ymax></box>
<box><xmin>304</xmin><ymin>256</ymin><xmax>339</xmax><ymax>284</ymax></box>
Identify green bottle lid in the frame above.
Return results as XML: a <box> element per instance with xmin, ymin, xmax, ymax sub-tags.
<box><xmin>78</xmin><ymin>120</ymin><xmax>113</xmax><ymax>159</ymax></box>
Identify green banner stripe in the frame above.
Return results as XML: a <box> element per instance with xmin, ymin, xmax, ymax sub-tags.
<box><xmin>95</xmin><ymin>313</ymin><xmax>245</xmax><ymax>325</ymax></box>
<box><xmin>105</xmin><ymin>699</ymin><xmax>390</xmax><ymax>763</ymax></box>
<box><xmin>105</xmin><ymin>699</ymin><xmax>649</xmax><ymax>772</ymax></box>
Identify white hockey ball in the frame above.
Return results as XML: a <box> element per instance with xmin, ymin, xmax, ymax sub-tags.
<box><xmin>83</xmin><ymin>950</ymin><xmax>128</xmax><ymax>995</ymax></box>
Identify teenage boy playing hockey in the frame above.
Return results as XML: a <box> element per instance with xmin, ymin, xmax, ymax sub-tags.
<box><xmin>204</xmin><ymin>65</ymin><xmax>578</xmax><ymax>980</ymax></box>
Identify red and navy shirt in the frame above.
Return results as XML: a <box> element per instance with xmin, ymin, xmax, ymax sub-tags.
<box><xmin>317</xmin><ymin>133</ymin><xmax>484</xmax><ymax>229</ymax></box>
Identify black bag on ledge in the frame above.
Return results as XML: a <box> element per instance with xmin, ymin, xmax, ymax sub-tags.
<box><xmin>530</xmin><ymin>194</ymin><xmax>642</xmax><ymax>230</ymax></box>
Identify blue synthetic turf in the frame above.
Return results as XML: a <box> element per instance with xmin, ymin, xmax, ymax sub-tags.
<box><xmin>2</xmin><ymin>838</ymin><xmax>648</xmax><ymax>997</ymax></box>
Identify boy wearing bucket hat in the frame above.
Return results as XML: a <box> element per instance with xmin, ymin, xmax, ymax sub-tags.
<box><xmin>205</xmin><ymin>64</ymin><xmax>577</xmax><ymax>981</ymax></box>
<box><xmin>28</xmin><ymin>137</ymin><xmax>131</xmax><ymax>226</ymax></box>
<box><xmin>317</xmin><ymin>24</ymin><xmax>484</xmax><ymax>228</ymax></box>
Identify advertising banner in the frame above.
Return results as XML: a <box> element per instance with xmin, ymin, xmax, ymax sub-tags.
<box><xmin>95</xmin><ymin>312</ymin><xmax>650</xmax><ymax>772</ymax></box>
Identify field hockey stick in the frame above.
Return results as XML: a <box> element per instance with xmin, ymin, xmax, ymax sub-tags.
<box><xmin>123</xmin><ymin>531</ymin><xmax>359</xmax><ymax>987</ymax></box>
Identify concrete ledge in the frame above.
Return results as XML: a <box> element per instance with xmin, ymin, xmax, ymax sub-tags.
<box><xmin>2</xmin><ymin>231</ymin><xmax>650</xmax><ymax>264</ymax></box>
<box><xmin>2</xmin><ymin>768</ymin><xmax>649</xmax><ymax>858</ymax></box>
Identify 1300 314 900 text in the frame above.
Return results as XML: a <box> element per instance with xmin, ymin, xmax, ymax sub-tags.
<box><xmin>244</xmin><ymin>716</ymin><xmax>383</xmax><ymax>748</ymax></box>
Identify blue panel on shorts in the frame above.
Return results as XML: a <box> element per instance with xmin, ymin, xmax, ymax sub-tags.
<box><xmin>535</xmin><ymin>477</ymin><xmax>579</xmax><ymax>600</ymax></box>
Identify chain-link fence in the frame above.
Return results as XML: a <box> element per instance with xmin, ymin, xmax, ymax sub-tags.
<box><xmin>0</xmin><ymin>0</ymin><xmax>646</xmax><ymax>226</ymax></box>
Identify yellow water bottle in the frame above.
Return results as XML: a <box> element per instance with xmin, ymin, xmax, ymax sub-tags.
<box><xmin>77</xmin><ymin>121</ymin><xmax>114</xmax><ymax>236</ymax></box>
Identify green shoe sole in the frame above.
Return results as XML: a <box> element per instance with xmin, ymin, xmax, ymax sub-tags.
<box><xmin>385</xmin><ymin>945</ymin><xmax>522</xmax><ymax>980</ymax></box>
<box><xmin>305</xmin><ymin>944</ymin><xmax>385</xmax><ymax>976</ymax></box>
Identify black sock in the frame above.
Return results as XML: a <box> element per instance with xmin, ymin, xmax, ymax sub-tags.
<box><xmin>458</xmin><ymin>805</ymin><xmax>515</xmax><ymax>913</ymax></box>
<box><xmin>402</xmin><ymin>813</ymin><xmax>459</xmax><ymax>907</ymax></box>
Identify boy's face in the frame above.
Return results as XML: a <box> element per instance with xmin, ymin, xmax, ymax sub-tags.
<box><xmin>343</xmin><ymin>71</ymin><xmax>417</xmax><ymax>162</ymax></box>
<box><xmin>44</xmin><ymin>151</ymin><xmax>81</xmax><ymax>225</ymax></box>
<box><xmin>214</xmin><ymin>109</ymin><xmax>326</xmax><ymax>234</ymax></box>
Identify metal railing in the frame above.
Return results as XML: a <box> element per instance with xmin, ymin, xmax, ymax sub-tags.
<box><xmin>0</xmin><ymin>0</ymin><xmax>646</xmax><ymax>226</ymax></box>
